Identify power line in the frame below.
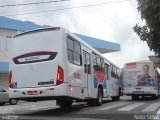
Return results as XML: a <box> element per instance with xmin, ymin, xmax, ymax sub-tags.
<box><xmin>0</xmin><ymin>0</ymin><xmax>105</xmax><ymax>16</ymax></box>
<box><xmin>0</xmin><ymin>0</ymin><xmax>134</xmax><ymax>25</ymax></box>
<box><xmin>0</xmin><ymin>0</ymin><xmax>70</xmax><ymax>8</ymax></box>
<box><xmin>2</xmin><ymin>0</ymin><xmax>132</xmax><ymax>17</ymax></box>
<box><xmin>13</xmin><ymin>3</ymin><xmax>138</xmax><ymax>22</ymax></box>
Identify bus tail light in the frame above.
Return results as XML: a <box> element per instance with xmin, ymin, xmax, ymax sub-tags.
<box><xmin>56</xmin><ymin>65</ymin><xmax>64</xmax><ymax>85</ymax></box>
<box><xmin>9</xmin><ymin>71</ymin><xmax>13</xmax><ymax>88</ymax></box>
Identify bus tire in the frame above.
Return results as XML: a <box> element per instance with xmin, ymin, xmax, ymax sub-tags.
<box><xmin>9</xmin><ymin>99</ymin><xmax>18</xmax><ymax>105</ymax></box>
<box><xmin>117</xmin><ymin>96</ymin><xmax>120</xmax><ymax>101</ymax></box>
<box><xmin>132</xmin><ymin>95</ymin><xmax>138</xmax><ymax>100</ymax></box>
<box><xmin>152</xmin><ymin>95</ymin><xmax>158</xmax><ymax>99</ymax></box>
<box><xmin>0</xmin><ymin>102</ymin><xmax>5</xmax><ymax>106</ymax></box>
<box><xmin>112</xmin><ymin>96</ymin><xmax>120</xmax><ymax>101</ymax></box>
<box><xmin>87</xmin><ymin>100</ymin><xmax>94</xmax><ymax>106</ymax></box>
<box><xmin>57</xmin><ymin>100</ymin><xmax>73</xmax><ymax>108</ymax></box>
<box><xmin>95</xmin><ymin>88</ymin><xmax>103</xmax><ymax>106</ymax></box>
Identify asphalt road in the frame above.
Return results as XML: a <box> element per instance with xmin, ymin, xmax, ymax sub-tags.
<box><xmin>1</xmin><ymin>96</ymin><xmax>160</xmax><ymax>120</ymax></box>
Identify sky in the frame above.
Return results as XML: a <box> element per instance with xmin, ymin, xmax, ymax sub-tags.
<box><xmin>0</xmin><ymin>0</ymin><xmax>155</xmax><ymax>68</ymax></box>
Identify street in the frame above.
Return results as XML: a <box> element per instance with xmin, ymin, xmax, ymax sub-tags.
<box><xmin>0</xmin><ymin>96</ymin><xmax>160</xmax><ymax>120</ymax></box>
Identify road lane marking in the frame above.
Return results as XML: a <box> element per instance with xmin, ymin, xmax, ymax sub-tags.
<box><xmin>156</xmin><ymin>108</ymin><xmax>160</xmax><ymax>120</ymax></box>
<box><xmin>118</xmin><ymin>103</ymin><xmax>145</xmax><ymax>111</ymax></box>
<box><xmin>157</xmin><ymin>108</ymin><xmax>160</xmax><ymax>114</ymax></box>
<box><xmin>29</xmin><ymin>106</ymin><xmax>57</xmax><ymax>111</ymax></box>
<box><xmin>97</xmin><ymin>102</ymin><xmax>128</xmax><ymax>110</ymax></box>
<box><xmin>142</xmin><ymin>103</ymin><xmax>160</xmax><ymax>112</ymax></box>
<box><xmin>0</xmin><ymin>105</ymin><xmax>38</xmax><ymax>113</ymax></box>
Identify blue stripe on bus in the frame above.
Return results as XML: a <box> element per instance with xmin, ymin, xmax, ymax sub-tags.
<box><xmin>93</xmin><ymin>75</ymin><xmax>98</xmax><ymax>88</ymax></box>
<box><xmin>102</xmin><ymin>79</ymin><xmax>107</xmax><ymax>89</ymax></box>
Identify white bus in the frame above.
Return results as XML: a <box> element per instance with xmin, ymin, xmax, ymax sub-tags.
<box><xmin>9</xmin><ymin>27</ymin><xmax>121</xmax><ymax>107</ymax></box>
<box><xmin>123</xmin><ymin>60</ymin><xmax>160</xmax><ymax>100</ymax></box>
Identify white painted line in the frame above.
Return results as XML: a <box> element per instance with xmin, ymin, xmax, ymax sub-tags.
<box><xmin>118</xmin><ymin>103</ymin><xmax>145</xmax><ymax>111</ymax></box>
<box><xmin>156</xmin><ymin>108</ymin><xmax>160</xmax><ymax>120</ymax></box>
<box><xmin>157</xmin><ymin>108</ymin><xmax>160</xmax><ymax>114</ymax></box>
<box><xmin>22</xmin><ymin>105</ymin><xmax>37</xmax><ymax>108</ymax></box>
<box><xmin>29</xmin><ymin>106</ymin><xmax>56</xmax><ymax>111</ymax></box>
<box><xmin>97</xmin><ymin>102</ymin><xmax>128</xmax><ymax>110</ymax></box>
<box><xmin>142</xmin><ymin>103</ymin><xmax>160</xmax><ymax>112</ymax></box>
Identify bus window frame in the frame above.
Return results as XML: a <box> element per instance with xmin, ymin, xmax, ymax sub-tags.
<box><xmin>67</xmin><ymin>36</ymin><xmax>82</xmax><ymax>66</ymax></box>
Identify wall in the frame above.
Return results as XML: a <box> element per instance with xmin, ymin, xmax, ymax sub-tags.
<box><xmin>0</xmin><ymin>29</ymin><xmax>17</xmax><ymax>61</ymax></box>
<box><xmin>0</xmin><ymin>29</ymin><xmax>17</xmax><ymax>89</ymax></box>
<box><xmin>0</xmin><ymin>36</ymin><xmax>11</xmax><ymax>61</ymax></box>
<box><xmin>0</xmin><ymin>73</ymin><xmax>8</xmax><ymax>90</ymax></box>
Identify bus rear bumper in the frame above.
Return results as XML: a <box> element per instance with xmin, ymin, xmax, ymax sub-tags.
<box><xmin>124</xmin><ymin>87</ymin><xmax>158</xmax><ymax>96</ymax></box>
<box><xmin>9</xmin><ymin>83</ymin><xmax>68</xmax><ymax>100</ymax></box>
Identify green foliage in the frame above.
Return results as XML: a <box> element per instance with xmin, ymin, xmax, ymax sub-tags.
<box><xmin>133</xmin><ymin>0</ymin><xmax>160</xmax><ymax>56</ymax></box>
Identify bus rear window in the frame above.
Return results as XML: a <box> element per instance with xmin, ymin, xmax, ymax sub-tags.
<box><xmin>13</xmin><ymin>51</ymin><xmax>58</xmax><ymax>64</ymax></box>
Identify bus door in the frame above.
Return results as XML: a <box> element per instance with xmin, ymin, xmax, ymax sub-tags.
<box><xmin>105</xmin><ymin>64</ymin><xmax>110</xmax><ymax>96</ymax></box>
<box><xmin>83</xmin><ymin>51</ymin><xmax>92</xmax><ymax>97</ymax></box>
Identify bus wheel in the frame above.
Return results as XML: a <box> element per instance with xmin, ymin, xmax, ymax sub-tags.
<box><xmin>0</xmin><ymin>102</ymin><xmax>5</xmax><ymax>106</ymax></box>
<box><xmin>152</xmin><ymin>95</ymin><xmax>158</xmax><ymax>99</ymax></box>
<box><xmin>87</xmin><ymin>100</ymin><xmax>94</xmax><ymax>106</ymax></box>
<box><xmin>57</xmin><ymin>100</ymin><xmax>73</xmax><ymax>108</ymax></box>
<box><xmin>9</xmin><ymin>99</ymin><xmax>18</xmax><ymax>105</ymax></box>
<box><xmin>132</xmin><ymin>95</ymin><xmax>138</xmax><ymax>100</ymax></box>
<box><xmin>116</xmin><ymin>96</ymin><xmax>120</xmax><ymax>101</ymax></box>
<box><xmin>112</xmin><ymin>96</ymin><xmax>120</xmax><ymax>101</ymax></box>
<box><xmin>95</xmin><ymin>88</ymin><xmax>103</xmax><ymax>106</ymax></box>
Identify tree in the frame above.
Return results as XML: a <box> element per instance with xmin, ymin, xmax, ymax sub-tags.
<box><xmin>133</xmin><ymin>0</ymin><xmax>160</xmax><ymax>56</ymax></box>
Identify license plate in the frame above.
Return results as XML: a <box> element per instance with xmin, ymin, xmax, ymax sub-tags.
<box><xmin>28</xmin><ymin>91</ymin><xmax>38</xmax><ymax>95</ymax></box>
<box><xmin>133</xmin><ymin>91</ymin><xmax>143</xmax><ymax>94</ymax></box>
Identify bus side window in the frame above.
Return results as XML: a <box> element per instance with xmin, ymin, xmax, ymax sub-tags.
<box><xmin>92</xmin><ymin>52</ymin><xmax>105</xmax><ymax>74</ymax></box>
<box><xmin>67</xmin><ymin>37</ymin><xmax>82</xmax><ymax>66</ymax></box>
<box><xmin>105</xmin><ymin>64</ymin><xmax>109</xmax><ymax>80</ymax></box>
<box><xmin>83</xmin><ymin>52</ymin><xmax>87</xmax><ymax>73</ymax></box>
<box><xmin>101</xmin><ymin>58</ymin><xmax>105</xmax><ymax>73</ymax></box>
<box><xmin>88</xmin><ymin>64</ymin><xmax>91</xmax><ymax>74</ymax></box>
<box><xmin>73</xmin><ymin>52</ymin><xmax>81</xmax><ymax>65</ymax></box>
<box><xmin>92</xmin><ymin>53</ymin><xmax>97</xmax><ymax>63</ymax></box>
<box><xmin>92</xmin><ymin>53</ymin><xmax>98</xmax><ymax>71</ymax></box>
<box><xmin>73</xmin><ymin>41</ymin><xmax>82</xmax><ymax>65</ymax></box>
<box><xmin>83</xmin><ymin>51</ymin><xmax>91</xmax><ymax>74</ymax></box>
<box><xmin>111</xmin><ymin>64</ymin><xmax>114</xmax><ymax>78</ymax></box>
<box><xmin>67</xmin><ymin>37</ymin><xmax>74</xmax><ymax>63</ymax></box>
<box><xmin>67</xmin><ymin>37</ymin><xmax>74</xmax><ymax>51</ymax></box>
<box><xmin>86</xmin><ymin>54</ymin><xmax>91</xmax><ymax>74</ymax></box>
<box><xmin>68</xmin><ymin>50</ymin><xmax>74</xmax><ymax>63</ymax></box>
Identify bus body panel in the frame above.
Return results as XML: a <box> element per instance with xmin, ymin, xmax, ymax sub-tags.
<box><xmin>107</xmin><ymin>64</ymin><xmax>120</xmax><ymax>97</ymax></box>
<box><xmin>66</xmin><ymin>63</ymin><xmax>85</xmax><ymax>99</ymax></box>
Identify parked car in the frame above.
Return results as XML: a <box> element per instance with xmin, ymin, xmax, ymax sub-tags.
<box><xmin>0</xmin><ymin>86</ymin><xmax>18</xmax><ymax>105</ymax></box>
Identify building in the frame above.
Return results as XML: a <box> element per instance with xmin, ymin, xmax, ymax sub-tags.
<box><xmin>0</xmin><ymin>16</ymin><xmax>120</xmax><ymax>89</ymax></box>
